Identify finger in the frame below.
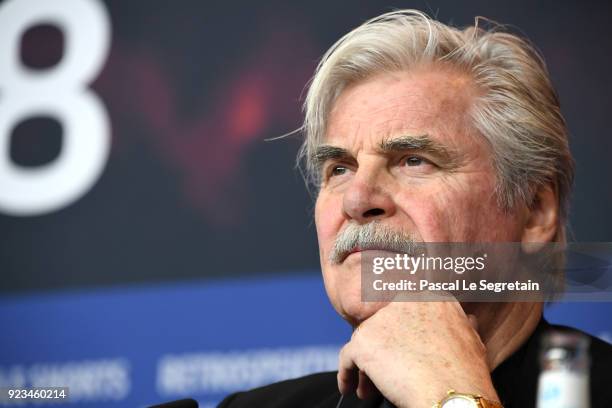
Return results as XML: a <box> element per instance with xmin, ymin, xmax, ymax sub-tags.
<box><xmin>467</xmin><ymin>313</ymin><xmax>479</xmax><ymax>332</ymax></box>
<box><xmin>337</xmin><ymin>346</ymin><xmax>358</xmax><ymax>395</ymax></box>
<box><xmin>356</xmin><ymin>370</ymin><xmax>378</xmax><ymax>400</ymax></box>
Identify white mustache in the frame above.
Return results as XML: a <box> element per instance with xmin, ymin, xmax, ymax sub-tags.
<box><xmin>330</xmin><ymin>221</ymin><xmax>421</xmax><ymax>264</ymax></box>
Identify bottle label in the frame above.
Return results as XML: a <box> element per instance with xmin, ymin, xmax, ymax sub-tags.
<box><xmin>537</xmin><ymin>370</ymin><xmax>590</xmax><ymax>408</ymax></box>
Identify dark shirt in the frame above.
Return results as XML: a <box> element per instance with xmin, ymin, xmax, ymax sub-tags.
<box><xmin>218</xmin><ymin>318</ymin><xmax>612</xmax><ymax>407</ymax></box>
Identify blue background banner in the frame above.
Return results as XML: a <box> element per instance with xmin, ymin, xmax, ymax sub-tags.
<box><xmin>1</xmin><ymin>276</ymin><xmax>610</xmax><ymax>407</ymax></box>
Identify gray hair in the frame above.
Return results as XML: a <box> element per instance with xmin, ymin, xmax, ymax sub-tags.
<box><xmin>298</xmin><ymin>9</ymin><xmax>574</xmax><ymax>243</ymax></box>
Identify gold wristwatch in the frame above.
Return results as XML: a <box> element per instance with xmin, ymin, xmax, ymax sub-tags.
<box><xmin>434</xmin><ymin>390</ymin><xmax>504</xmax><ymax>408</ymax></box>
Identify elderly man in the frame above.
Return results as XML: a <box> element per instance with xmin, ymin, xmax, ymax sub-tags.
<box><xmin>219</xmin><ymin>10</ymin><xmax>612</xmax><ymax>408</ymax></box>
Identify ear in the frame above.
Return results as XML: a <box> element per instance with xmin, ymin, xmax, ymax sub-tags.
<box><xmin>521</xmin><ymin>184</ymin><xmax>559</xmax><ymax>252</ymax></box>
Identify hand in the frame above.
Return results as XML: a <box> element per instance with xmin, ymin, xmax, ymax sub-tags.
<box><xmin>337</xmin><ymin>298</ymin><xmax>500</xmax><ymax>408</ymax></box>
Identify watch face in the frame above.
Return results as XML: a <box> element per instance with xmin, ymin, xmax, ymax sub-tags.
<box><xmin>441</xmin><ymin>396</ymin><xmax>478</xmax><ymax>408</ymax></box>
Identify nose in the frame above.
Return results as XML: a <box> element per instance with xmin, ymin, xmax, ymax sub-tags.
<box><xmin>342</xmin><ymin>169</ymin><xmax>396</xmax><ymax>223</ymax></box>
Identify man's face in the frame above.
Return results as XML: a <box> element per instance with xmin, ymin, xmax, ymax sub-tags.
<box><xmin>314</xmin><ymin>67</ymin><xmax>528</xmax><ymax>326</ymax></box>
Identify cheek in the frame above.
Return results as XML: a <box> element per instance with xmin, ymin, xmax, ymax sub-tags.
<box><xmin>314</xmin><ymin>193</ymin><xmax>345</xmax><ymax>313</ymax></box>
<box><xmin>444</xmin><ymin>177</ymin><xmax>520</xmax><ymax>240</ymax></box>
<box><xmin>435</xmin><ymin>184</ymin><xmax>520</xmax><ymax>241</ymax></box>
<box><xmin>314</xmin><ymin>193</ymin><xmax>343</xmax><ymax>255</ymax></box>
<box><xmin>395</xmin><ymin>176</ymin><xmax>506</xmax><ymax>242</ymax></box>
<box><xmin>395</xmin><ymin>189</ymin><xmax>453</xmax><ymax>242</ymax></box>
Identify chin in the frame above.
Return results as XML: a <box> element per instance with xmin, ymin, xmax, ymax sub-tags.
<box><xmin>338</xmin><ymin>298</ymin><xmax>388</xmax><ymax>327</ymax></box>
<box><xmin>323</xmin><ymin>257</ymin><xmax>388</xmax><ymax>326</ymax></box>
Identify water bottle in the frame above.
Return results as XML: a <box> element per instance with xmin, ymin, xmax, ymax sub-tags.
<box><xmin>537</xmin><ymin>330</ymin><xmax>590</xmax><ymax>408</ymax></box>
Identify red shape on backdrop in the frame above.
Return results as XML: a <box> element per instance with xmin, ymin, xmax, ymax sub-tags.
<box><xmin>95</xmin><ymin>28</ymin><xmax>316</xmax><ymax>226</ymax></box>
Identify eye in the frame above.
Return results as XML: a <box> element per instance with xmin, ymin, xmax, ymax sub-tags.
<box><xmin>404</xmin><ymin>156</ymin><xmax>424</xmax><ymax>166</ymax></box>
<box><xmin>330</xmin><ymin>165</ymin><xmax>348</xmax><ymax>176</ymax></box>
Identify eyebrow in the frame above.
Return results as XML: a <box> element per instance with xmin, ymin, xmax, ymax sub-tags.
<box><xmin>312</xmin><ymin>134</ymin><xmax>460</xmax><ymax>171</ymax></box>
<box><xmin>312</xmin><ymin>145</ymin><xmax>351</xmax><ymax>169</ymax></box>
<box><xmin>378</xmin><ymin>135</ymin><xmax>455</xmax><ymax>163</ymax></box>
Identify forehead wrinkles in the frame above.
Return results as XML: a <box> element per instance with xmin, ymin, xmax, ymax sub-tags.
<box><xmin>326</xmin><ymin>100</ymin><xmax>436</xmax><ymax>149</ymax></box>
<box><xmin>331</xmin><ymin>87</ymin><xmax>435</xmax><ymax>121</ymax></box>
<box><xmin>330</xmin><ymin>68</ymin><xmax>473</xmax><ymax>115</ymax></box>
<box><xmin>323</xmin><ymin>69</ymin><xmax>478</xmax><ymax>152</ymax></box>
<box><xmin>325</xmin><ymin>102</ymin><xmax>462</xmax><ymax>153</ymax></box>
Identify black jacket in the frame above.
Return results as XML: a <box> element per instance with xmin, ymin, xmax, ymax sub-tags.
<box><xmin>218</xmin><ymin>319</ymin><xmax>612</xmax><ymax>407</ymax></box>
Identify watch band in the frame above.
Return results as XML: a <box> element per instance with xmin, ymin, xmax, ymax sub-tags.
<box><xmin>476</xmin><ymin>396</ymin><xmax>503</xmax><ymax>408</ymax></box>
<box><xmin>435</xmin><ymin>390</ymin><xmax>504</xmax><ymax>408</ymax></box>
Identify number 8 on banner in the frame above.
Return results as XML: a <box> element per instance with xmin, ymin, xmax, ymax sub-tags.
<box><xmin>0</xmin><ymin>0</ymin><xmax>111</xmax><ymax>216</ymax></box>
